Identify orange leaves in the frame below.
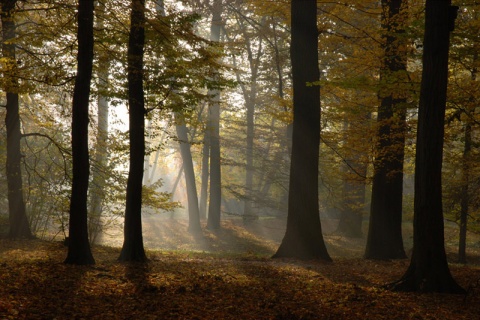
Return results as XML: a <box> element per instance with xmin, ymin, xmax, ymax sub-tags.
<box><xmin>1</xmin><ymin>232</ymin><xmax>480</xmax><ymax>319</ymax></box>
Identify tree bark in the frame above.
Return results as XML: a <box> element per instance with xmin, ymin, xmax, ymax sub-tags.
<box><xmin>199</xmin><ymin>130</ymin><xmax>209</xmax><ymax>220</ymax></box>
<box><xmin>458</xmin><ymin>120</ymin><xmax>471</xmax><ymax>264</ymax></box>
<box><xmin>458</xmin><ymin>55</ymin><xmax>477</xmax><ymax>264</ymax></box>
<box><xmin>175</xmin><ymin>113</ymin><xmax>202</xmax><ymax>234</ymax></box>
<box><xmin>365</xmin><ymin>0</ymin><xmax>407</xmax><ymax>259</ymax></box>
<box><xmin>1</xmin><ymin>0</ymin><xmax>32</xmax><ymax>239</ymax></box>
<box><xmin>88</xmin><ymin>0</ymin><xmax>110</xmax><ymax>245</ymax></box>
<box><xmin>64</xmin><ymin>0</ymin><xmax>95</xmax><ymax>264</ymax></box>
<box><xmin>119</xmin><ymin>0</ymin><xmax>147</xmax><ymax>262</ymax></box>
<box><xmin>206</xmin><ymin>0</ymin><xmax>223</xmax><ymax>230</ymax></box>
<box><xmin>273</xmin><ymin>0</ymin><xmax>331</xmax><ymax>261</ymax></box>
<box><xmin>390</xmin><ymin>1</ymin><xmax>464</xmax><ymax>293</ymax></box>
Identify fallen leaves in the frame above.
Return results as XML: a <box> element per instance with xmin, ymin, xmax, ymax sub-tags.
<box><xmin>1</xmin><ymin>219</ymin><xmax>480</xmax><ymax>319</ymax></box>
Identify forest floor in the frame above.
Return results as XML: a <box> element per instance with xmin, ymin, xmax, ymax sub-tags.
<box><xmin>1</xmin><ymin>217</ymin><xmax>480</xmax><ymax>319</ymax></box>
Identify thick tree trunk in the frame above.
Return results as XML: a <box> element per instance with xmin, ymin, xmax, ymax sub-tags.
<box><xmin>206</xmin><ymin>0</ymin><xmax>223</xmax><ymax>230</ymax></box>
<box><xmin>365</xmin><ymin>0</ymin><xmax>407</xmax><ymax>260</ymax></box>
<box><xmin>65</xmin><ymin>0</ymin><xmax>95</xmax><ymax>265</ymax></box>
<box><xmin>391</xmin><ymin>1</ymin><xmax>463</xmax><ymax>293</ymax></box>
<box><xmin>119</xmin><ymin>0</ymin><xmax>147</xmax><ymax>262</ymax></box>
<box><xmin>273</xmin><ymin>0</ymin><xmax>331</xmax><ymax>261</ymax></box>
<box><xmin>1</xmin><ymin>0</ymin><xmax>32</xmax><ymax>239</ymax></box>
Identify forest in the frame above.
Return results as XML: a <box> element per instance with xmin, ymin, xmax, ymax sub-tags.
<box><xmin>1</xmin><ymin>0</ymin><xmax>480</xmax><ymax>318</ymax></box>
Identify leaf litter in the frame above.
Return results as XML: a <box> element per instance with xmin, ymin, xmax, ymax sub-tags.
<box><xmin>1</xmin><ymin>218</ymin><xmax>480</xmax><ymax>319</ymax></box>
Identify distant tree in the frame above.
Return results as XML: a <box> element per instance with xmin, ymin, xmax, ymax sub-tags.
<box><xmin>458</xmin><ymin>118</ymin><xmax>472</xmax><ymax>264</ymax></box>
<box><xmin>1</xmin><ymin>0</ymin><xmax>33</xmax><ymax>239</ymax></box>
<box><xmin>365</xmin><ymin>0</ymin><xmax>408</xmax><ymax>260</ymax></box>
<box><xmin>199</xmin><ymin>131</ymin><xmax>209</xmax><ymax>220</ymax></box>
<box><xmin>175</xmin><ymin>113</ymin><xmax>202</xmax><ymax>234</ymax></box>
<box><xmin>155</xmin><ymin>0</ymin><xmax>202</xmax><ymax>235</ymax></box>
<box><xmin>273</xmin><ymin>0</ymin><xmax>331</xmax><ymax>261</ymax></box>
<box><xmin>206</xmin><ymin>0</ymin><xmax>223</xmax><ymax>230</ymax></box>
<box><xmin>118</xmin><ymin>0</ymin><xmax>147</xmax><ymax>262</ymax></box>
<box><xmin>64</xmin><ymin>0</ymin><xmax>95</xmax><ymax>265</ymax></box>
<box><xmin>391</xmin><ymin>0</ymin><xmax>464</xmax><ymax>293</ymax></box>
<box><xmin>443</xmin><ymin>3</ymin><xmax>480</xmax><ymax>264</ymax></box>
<box><xmin>88</xmin><ymin>0</ymin><xmax>110</xmax><ymax>244</ymax></box>
<box><xmin>336</xmin><ymin>120</ymin><xmax>369</xmax><ymax>238</ymax></box>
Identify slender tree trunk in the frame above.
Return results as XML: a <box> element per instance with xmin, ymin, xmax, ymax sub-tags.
<box><xmin>224</xmin><ymin>18</ymin><xmax>261</xmax><ymax>222</ymax></box>
<box><xmin>142</xmin><ymin>119</ymin><xmax>152</xmax><ymax>185</ymax></box>
<box><xmin>199</xmin><ymin>131</ymin><xmax>209</xmax><ymax>219</ymax></box>
<box><xmin>206</xmin><ymin>0</ymin><xmax>223</xmax><ymax>230</ymax></box>
<box><xmin>365</xmin><ymin>0</ymin><xmax>408</xmax><ymax>260</ymax></box>
<box><xmin>244</xmin><ymin>86</ymin><xmax>255</xmax><ymax>221</ymax></box>
<box><xmin>337</xmin><ymin>166</ymin><xmax>367</xmax><ymax>238</ymax></box>
<box><xmin>88</xmin><ymin>0</ymin><xmax>110</xmax><ymax>245</ymax></box>
<box><xmin>175</xmin><ymin>113</ymin><xmax>202</xmax><ymax>234</ymax></box>
<box><xmin>458</xmin><ymin>121</ymin><xmax>471</xmax><ymax>264</ymax></box>
<box><xmin>256</xmin><ymin>20</ymin><xmax>288</xmax><ymax>209</ymax></box>
<box><xmin>391</xmin><ymin>1</ymin><xmax>464</xmax><ymax>293</ymax></box>
<box><xmin>458</xmin><ymin>58</ymin><xmax>477</xmax><ymax>264</ymax></box>
<box><xmin>240</xmin><ymin>18</ymin><xmax>263</xmax><ymax>222</ymax></box>
<box><xmin>273</xmin><ymin>0</ymin><xmax>331</xmax><ymax>261</ymax></box>
<box><xmin>155</xmin><ymin>0</ymin><xmax>201</xmax><ymax>232</ymax></box>
<box><xmin>119</xmin><ymin>0</ymin><xmax>147</xmax><ymax>262</ymax></box>
<box><xmin>65</xmin><ymin>0</ymin><xmax>95</xmax><ymax>265</ymax></box>
<box><xmin>337</xmin><ymin>121</ymin><xmax>368</xmax><ymax>238</ymax></box>
<box><xmin>1</xmin><ymin>0</ymin><xmax>32</xmax><ymax>239</ymax></box>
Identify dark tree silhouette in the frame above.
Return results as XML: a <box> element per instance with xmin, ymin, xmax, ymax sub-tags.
<box><xmin>365</xmin><ymin>0</ymin><xmax>407</xmax><ymax>260</ymax></box>
<box><xmin>64</xmin><ymin>0</ymin><xmax>95</xmax><ymax>264</ymax></box>
<box><xmin>391</xmin><ymin>0</ymin><xmax>464</xmax><ymax>293</ymax></box>
<box><xmin>1</xmin><ymin>0</ymin><xmax>33</xmax><ymax>239</ymax></box>
<box><xmin>273</xmin><ymin>0</ymin><xmax>331</xmax><ymax>261</ymax></box>
<box><xmin>119</xmin><ymin>0</ymin><xmax>147</xmax><ymax>262</ymax></box>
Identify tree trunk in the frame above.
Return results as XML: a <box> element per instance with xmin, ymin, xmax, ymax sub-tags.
<box><xmin>119</xmin><ymin>0</ymin><xmax>147</xmax><ymax>262</ymax></box>
<box><xmin>337</xmin><ymin>166</ymin><xmax>366</xmax><ymax>238</ymax></box>
<box><xmin>458</xmin><ymin>121</ymin><xmax>471</xmax><ymax>264</ymax></box>
<box><xmin>273</xmin><ymin>0</ymin><xmax>331</xmax><ymax>261</ymax></box>
<box><xmin>240</xmin><ymin>17</ymin><xmax>263</xmax><ymax>223</ymax></box>
<box><xmin>175</xmin><ymin>113</ymin><xmax>202</xmax><ymax>234</ymax></box>
<box><xmin>365</xmin><ymin>0</ymin><xmax>408</xmax><ymax>260</ymax></box>
<box><xmin>458</xmin><ymin>57</ymin><xmax>477</xmax><ymax>264</ymax></box>
<box><xmin>337</xmin><ymin>122</ymin><xmax>367</xmax><ymax>238</ymax></box>
<box><xmin>243</xmin><ymin>81</ymin><xmax>256</xmax><ymax>222</ymax></box>
<box><xmin>206</xmin><ymin>0</ymin><xmax>223</xmax><ymax>230</ymax></box>
<box><xmin>1</xmin><ymin>0</ymin><xmax>32</xmax><ymax>239</ymax></box>
<box><xmin>199</xmin><ymin>131</ymin><xmax>209</xmax><ymax>220</ymax></box>
<box><xmin>142</xmin><ymin>119</ymin><xmax>152</xmax><ymax>185</ymax></box>
<box><xmin>64</xmin><ymin>0</ymin><xmax>95</xmax><ymax>265</ymax></box>
<box><xmin>391</xmin><ymin>1</ymin><xmax>464</xmax><ymax>293</ymax></box>
<box><xmin>88</xmin><ymin>0</ymin><xmax>110</xmax><ymax>245</ymax></box>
